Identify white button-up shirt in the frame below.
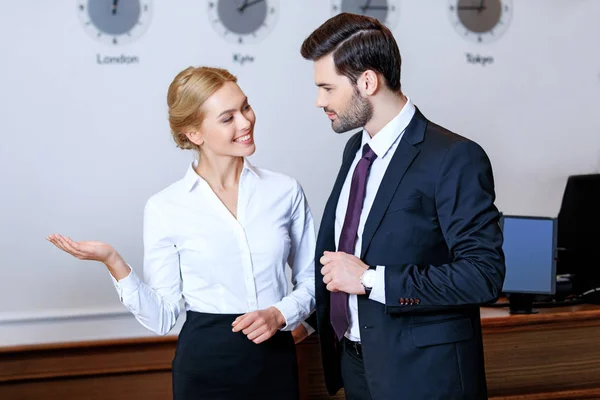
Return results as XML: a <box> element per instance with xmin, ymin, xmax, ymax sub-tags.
<box><xmin>113</xmin><ymin>159</ymin><xmax>316</xmax><ymax>335</ymax></box>
<box><xmin>335</xmin><ymin>98</ymin><xmax>416</xmax><ymax>341</ymax></box>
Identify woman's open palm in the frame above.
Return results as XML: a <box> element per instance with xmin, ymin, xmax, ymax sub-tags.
<box><xmin>47</xmin><ymin>234</ymin><xmax>115</xmax><ymax>264</ymax></box>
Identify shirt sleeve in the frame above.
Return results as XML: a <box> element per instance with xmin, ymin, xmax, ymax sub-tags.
<box><xmin>272</xmin><ymin>180</ymin><xmax>316</xmax><ymax>331</ymax></box>
<box><xmin>111</xmin><ymin>199</ymin><xmax>182</xmax><ymax>335</ymax></box>
<box><xmin>368</xmin><ymin>266</ymin><xmax>386</xmax><ymax>304</ymax></box>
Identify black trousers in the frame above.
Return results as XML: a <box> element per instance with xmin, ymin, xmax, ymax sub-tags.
<box><xmin>341</xmin><ymin>337</ymin><xmax>373</xmax><ymax>400</ymax></box>
<box><xmin>172</xmin><ymin>311</ymin><xmax>299</xmax><ymax>400</ymax></box>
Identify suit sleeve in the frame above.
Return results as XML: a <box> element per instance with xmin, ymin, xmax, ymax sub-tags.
<box><xmin>384</xmin><ymin>140</ymin><xmax>505</xmax><ymax>314</ymax></box>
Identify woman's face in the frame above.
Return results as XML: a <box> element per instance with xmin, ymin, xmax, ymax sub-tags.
<box><xmin>189</xmin><ymin>81</ymin><xmax>256</xmax><ymax>159</ymax></box>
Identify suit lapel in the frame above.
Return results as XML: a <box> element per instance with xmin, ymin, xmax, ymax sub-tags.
<box><xmin>360</xmin><ymin>110</ymin><xmax>427</xmax><ymax>258</ymax></box>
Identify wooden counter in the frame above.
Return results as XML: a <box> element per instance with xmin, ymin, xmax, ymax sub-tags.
<box><xmin>2</xmin><ymin>303</ymin><xmax>600</xmax><ymax>399</ymax></box>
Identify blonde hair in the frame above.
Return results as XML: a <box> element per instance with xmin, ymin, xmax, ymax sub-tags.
<box><xmin>167</xmin><ymin>66</ymin><xmax>238</xmax><ymax>151</ymax></box>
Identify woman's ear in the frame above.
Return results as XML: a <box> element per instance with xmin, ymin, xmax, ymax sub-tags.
<box><xmin>185</xmin><ymin>130</ymin><xmax>204</xmax><ymax>147</ymax></box>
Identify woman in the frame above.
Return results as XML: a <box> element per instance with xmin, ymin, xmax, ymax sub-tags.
<box><xmin>47</xmin><ymin>66</ymin><xmax>315</xmax><ymax>399</ymax></box>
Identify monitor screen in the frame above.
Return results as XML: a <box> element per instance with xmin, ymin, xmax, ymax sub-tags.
<box><xmin>500</xmin><ymin>216</ymin><xmax>557</xmax><ymax>295</ymax></box>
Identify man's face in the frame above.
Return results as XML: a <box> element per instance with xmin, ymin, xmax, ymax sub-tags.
<box><xmin>313</xmin><ymin>54</ymin><xmax>373</xmax><ymax>133</ymax></box>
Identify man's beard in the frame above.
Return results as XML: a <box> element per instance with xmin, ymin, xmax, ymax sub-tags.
<box><xmin>329</xmin><ymin>87</ymin><xmax>373</xmax><ymax>133</ymax></box>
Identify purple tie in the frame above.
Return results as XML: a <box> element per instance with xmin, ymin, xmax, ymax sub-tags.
<box><xmin>330</xmin><ymin>143</ymin><xmax>377</xmax><ymax>340</ymax></box>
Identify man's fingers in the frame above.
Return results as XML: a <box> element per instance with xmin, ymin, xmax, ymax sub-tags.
<box><xmin>320</xmin><ymin>264</ymin><xmax>332</xmax><ymax>276</ymax></box>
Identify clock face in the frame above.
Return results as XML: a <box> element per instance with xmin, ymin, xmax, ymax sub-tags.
<box><xmin>331</xmin><ymin>0</ymin><xmax>400</xmax><ymax>30</ymax></box>
<box><xmin>77</xmin><ymin>0</ymin><xmax>153</xmax><ymax>46</ymax></box>
<box><xmin>208</xmin><ymin>0</ymin><xmax>279</xmax><ymax>45</ymax></box>
<box><xmin>448</xmin><ymin>0</ymin><xmax>512</xmax><ymax>44</ymax></box>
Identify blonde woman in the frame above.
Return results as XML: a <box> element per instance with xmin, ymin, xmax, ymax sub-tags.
<box><xmin>47</xmin><ymin>66</ymin><xmax>315</xmax><ymax>399</ymax></box>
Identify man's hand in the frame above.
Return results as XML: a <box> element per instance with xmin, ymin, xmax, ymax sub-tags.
<box><xmin>320</xmin><ymin>251</ymin><xmax>369</xmax><ymax>294</ymax></box>
<box><xmin>232</xmin><ymin>306</ymin><xmax>286</xmax><ymax>344</ymax></box>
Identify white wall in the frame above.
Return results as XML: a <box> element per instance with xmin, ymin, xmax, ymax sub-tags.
<box><xmin>1</xmin><ymin>0</ymin><xmax>599</xmax><ymax>346</ymax></box>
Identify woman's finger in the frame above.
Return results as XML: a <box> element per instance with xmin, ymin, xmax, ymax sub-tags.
<box><xmin>252</xmin><ymin>331</ymin><xmax>274</xmax><ymax>345</ymax></box>
<box><xmin>54</xmin><ymin>235</ymin><xmax>88</xmax><ymax>259</ymax></box>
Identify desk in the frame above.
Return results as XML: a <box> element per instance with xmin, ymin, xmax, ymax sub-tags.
<box><xmin>297</xmin><ymin>303</ymin><xmax>600</xmax><ymax>399</ymax></box>
<box><xmin>1</xmin><ymin>304</ymin><xmax>600</xmax><ymax>399</ymax></box>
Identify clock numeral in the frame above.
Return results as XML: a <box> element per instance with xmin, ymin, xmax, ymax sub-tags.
<box><xmin>209</xmin><ymin>2</ymin><xmax>215</xmax><ymax>8</ymax></box>
<box><xmin>113</xmin><ymin>37</ymin><xmax>118</xmax><ymax>45</ymax></box>
<box><xmin>144</xmin><ymin>5</ymin><xmax>149</xmax><ymax>12</ymax></box>
<box><xmin>477</xmin><ymin>36</ymin><xmax>482</xmax><ymax>42</ymax></box>
<box><xmin>238</xmin><ymin>37</ymin><xmax>243</xmax><ymax>44</ymax></box>
<box><xmin>270</xmin><ymin>7</ymin><xmax>275</xmax><ymax>14</ymax></box>
<box><xmin>79</xmin><ymin>5</ymin><xmax>85</xmax><ymax>11</ymax></box>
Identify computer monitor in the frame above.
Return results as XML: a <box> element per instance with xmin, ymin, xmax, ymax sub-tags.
<box><xmin>556</xmin><ymin>174</ymin><xmax>600</xmax><ymax>294</ymax></box>
<box><xmin>500</xmin><ymin>215</ymin><xmax>557</xmax><ymax>314</ymax></box>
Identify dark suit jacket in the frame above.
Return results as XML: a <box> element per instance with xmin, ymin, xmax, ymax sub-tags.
<box><xmin>315</xmin><ymin>109</ymin><xmax>505</xmax><ymax>400</ymax></box>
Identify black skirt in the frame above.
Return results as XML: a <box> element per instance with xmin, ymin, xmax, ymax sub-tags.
<box><xmin>172</xmin><ymin>311</ymin><xmax>299</xmax><ymax>400</ymax></box>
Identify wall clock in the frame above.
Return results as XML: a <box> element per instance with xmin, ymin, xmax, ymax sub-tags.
<box><xmin>208</xmin><ymin>0</ymin><xmax>279</xmax><ymax>45</ymax></box>
<box><xmin>331</xmin><ymin>0</ymin><xmax>400</xmax><ymax>30</ymax></box>
<box><xmin>448</xmin><ymin>0</ymin><xmax>512</xmax><ymax>44</ymax></box>
<box><xmin>77</xmin><ymin>0</ymin><xmax>153</xmax><ymax>46</ymax></box>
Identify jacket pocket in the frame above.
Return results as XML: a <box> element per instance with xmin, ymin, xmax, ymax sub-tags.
<box><xmin>411</xmin><ymin>317</ymin><xmax>473</xmax><ymax>348</ymax></box>
<box><xmin>386</xmin><ymin>194</ymin><xmax>422</xmax><ymax>214</ymax></box>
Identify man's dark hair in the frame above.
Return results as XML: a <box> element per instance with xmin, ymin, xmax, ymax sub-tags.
<box><xmin>300</xmin><ymin>13</ymin><xmax>402</xmax><ymax>93</ymax></box>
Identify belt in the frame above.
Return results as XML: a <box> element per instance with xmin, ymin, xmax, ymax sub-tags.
<box><xmin>342</xmin><ymin>336</ymin><xmax>362</xmax><ymax>356</ymax></box>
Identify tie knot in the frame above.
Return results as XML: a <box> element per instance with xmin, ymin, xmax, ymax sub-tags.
<box><xmin>362</xmin><ymin>143</ymin><xmax>377</xmax><ymax>162</ymax></box>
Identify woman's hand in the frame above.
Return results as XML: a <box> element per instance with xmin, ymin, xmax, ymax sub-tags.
<box><xmin>46</xmin><ymin>234</ymin><xmax>130</xmax><ymax>280</ymax></box>
<box><xmin>232</xmin><ymin>306</ymin><xmax>286</xmax><ymax>344</ymax></box>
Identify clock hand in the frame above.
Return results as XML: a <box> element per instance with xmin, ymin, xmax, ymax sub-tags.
<box><xmin>112</xmin><ymin>0</ymin><xmax>119</xmax><ymax>15</ymax></box>
<box><xmin>238</xmin><ymin>0</ymin><xmax>264</xmax><ymax>13</ymax></box>
<box><xmin>360</xmin><ymin>0</ymin><xmax>372</xmax><ymax>11</ymax></box>
<box><xmin>362</xmin><ymin>5</ymin><xmax>388</xmax><ymax>11</ymax></box>
<box><xmin>457</xmin><ymin>5</ymin><xmax>483</xmax><ymax>10</ymax></box>
<box><xmin>478</xmin><ymin>0</ymin><xmax>486</xmax><ymax>14</ymax></box>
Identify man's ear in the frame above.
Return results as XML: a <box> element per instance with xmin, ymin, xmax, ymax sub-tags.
<box><xmin>357</xmin><ymin>70</ymin><xmax>380</xmax><ymax>96</ymax></box>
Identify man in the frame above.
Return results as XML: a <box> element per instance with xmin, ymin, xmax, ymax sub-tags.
<box><xmin>300</xmin><ymin>13</ymin><xmax>505</xmax><ymax>400</ymax></box>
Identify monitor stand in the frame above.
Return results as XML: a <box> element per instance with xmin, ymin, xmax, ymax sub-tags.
<box><xmin>508</xmin><ymin>293</ymin><xmax>539</xmax><ymax>314</ymax></box>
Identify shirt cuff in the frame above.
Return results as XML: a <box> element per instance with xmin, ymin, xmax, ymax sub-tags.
<box><xmin>369</xmin><ymin>266</ymin><xmax>386</xmax><ymax>304</ymax></box>
<box><xmin>301</xmin><ymin>320</ymin><xmax>315</xmax><ymax>336</ymax></box>
<box><xmin>272</xmin><ymin>297</ymin><xmax>301</xmax><ymax>331</ymax></box>
<box><xmin>110</xmin><ymin>264</ymin><xmax>139</xmax><ymax>301</ymax></box>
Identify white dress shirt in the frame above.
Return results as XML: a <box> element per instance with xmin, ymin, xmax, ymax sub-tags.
<box><xmin>335</xmin><ymin>98</ymin><xmax>416</xmax><ymax>341</ymax></box>
<box><xmin>112</xmin><ymin>159</ymin><xmax>316</xmax><ymax>335</ymax></box>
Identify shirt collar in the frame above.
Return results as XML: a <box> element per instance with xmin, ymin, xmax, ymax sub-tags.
<box><xmin>183</xmin><ymin>158</ymin><xmax>260</xmax><ymax>192</ymax></box>
<box><xmin>362</xmin><ymin>97</ymin><xmax>416</xmax><ymax>159</ymax></box>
